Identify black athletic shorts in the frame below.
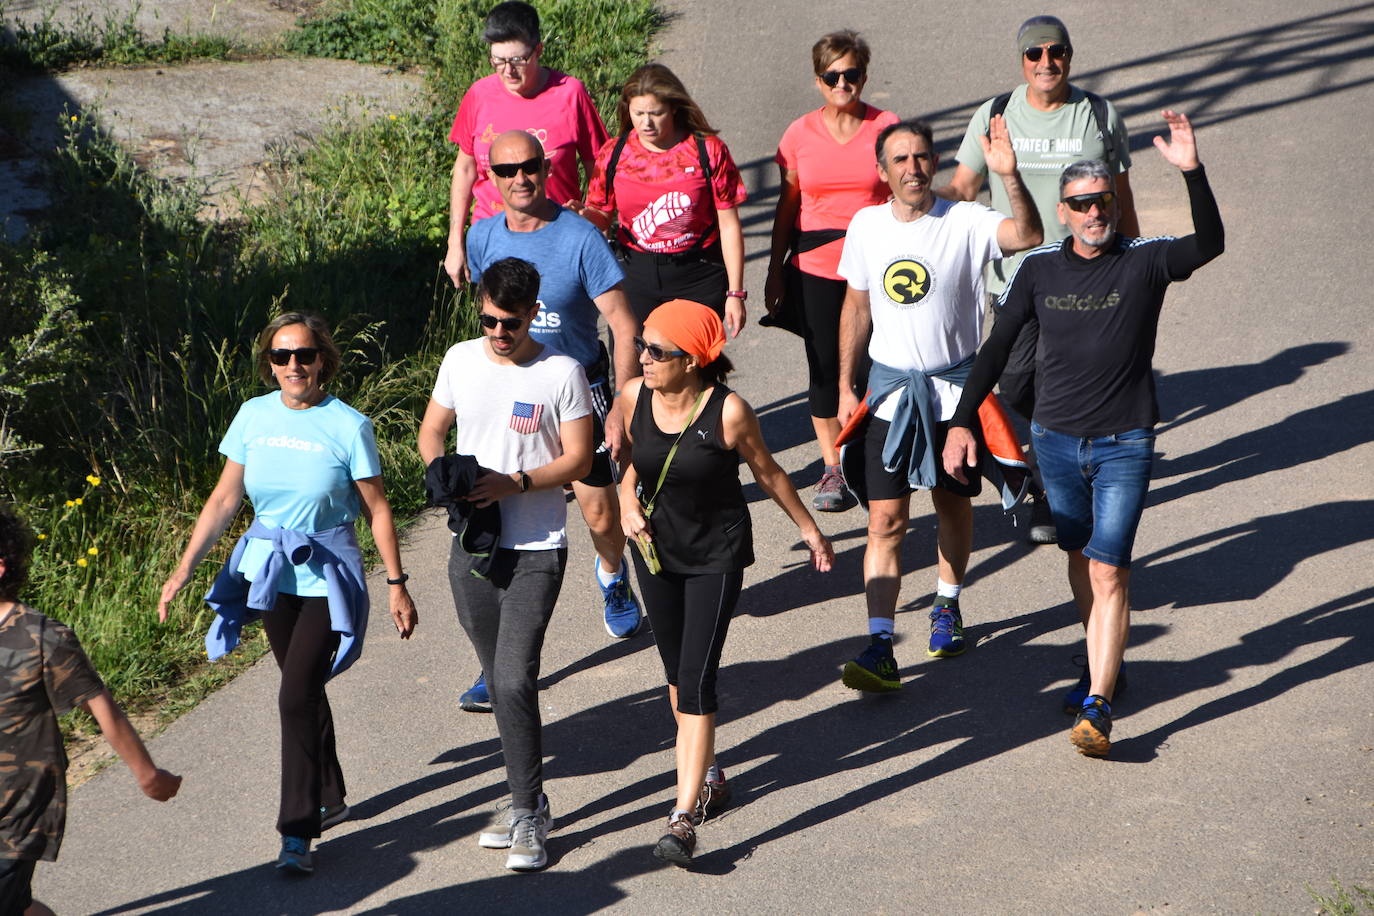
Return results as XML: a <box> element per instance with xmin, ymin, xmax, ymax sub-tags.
<box><xmin>864</xmin><ymin>417</ymin><xmax>983</xmax><ymax>501</ymax></box>
<box><xmin>580</xmin><ymin>374</ymin><xmax>616</xmax><ymax>488</ymax></box>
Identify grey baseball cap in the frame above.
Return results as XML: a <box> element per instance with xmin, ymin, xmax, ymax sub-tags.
<box><xmin>1017</xmin><ymin>15</ymin><xmax>1071</xmax><ymax>52</ymax></box>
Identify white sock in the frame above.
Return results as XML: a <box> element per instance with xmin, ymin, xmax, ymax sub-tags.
<box><xmin>868</xmin><ymin>618</ymin><xmax>895</xmax><ymax>638</ymax></box>
<box><xmin>706</xmin><ymin>764</ymin><xmax>723</xmax><ymax>784</ymax></box>
<box><xmin>596</xmin><ymin>559</ymin><xmax>622</xmax><ymax>587</ymax></box>
<box><xmin>936</xmin><ymin>580</ymin><xmax>961</xmax><ymax>601</ymax></box>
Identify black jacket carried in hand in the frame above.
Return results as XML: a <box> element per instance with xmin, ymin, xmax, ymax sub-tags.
<box><xmin>424</xmin><ymin>455</ymin><xmax>502</xmax><ymax>579</ymax></box>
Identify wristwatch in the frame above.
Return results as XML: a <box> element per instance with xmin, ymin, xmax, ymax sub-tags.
<box><xmin>517</xmin><ymin>470</ymin><xmax>531</xmax><ymax>493</ymax></box>
<box><xmin>726</xmin><ymin>290</ymin><xmax>748</xmax><ymax>300</ymax></box>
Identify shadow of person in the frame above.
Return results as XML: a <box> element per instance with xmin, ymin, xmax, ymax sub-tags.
<box><xmin>1154</xmin><ymin>342</ymin><xmax>1349</xmax><ymax>434</ymax></box>
<box><xmin>1149</xmin><ymin>390</ymin><xmax>1374</xmax><ymax>506</ymax></box>
<box><xmin>1131</xmin><ymin>500</ymin><xmax>1374</xmax><ymax>610</ymax></box>
<box><xmin>1110</xmin><ymin>587</ymin><xmax>1374</xmax><ymax>762</ymax></box>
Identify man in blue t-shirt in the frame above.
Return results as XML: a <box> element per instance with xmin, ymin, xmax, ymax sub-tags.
<box><xmin>461</xmin><ymin>130</ymin><xmax>643</xmax><ymax>709</ymax></box>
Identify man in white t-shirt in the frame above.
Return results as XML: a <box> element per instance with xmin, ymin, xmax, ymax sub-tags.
<box><xmin>418</xmin><ymin>256</ymin><xmax>593</xmax><ymax>872</ymax></box>
<box><xmin>835</xmin><ymin>118</ymin><xmax>1041</xmax><ymax>693</ymax></box>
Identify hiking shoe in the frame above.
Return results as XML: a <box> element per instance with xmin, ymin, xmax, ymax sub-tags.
<box><xmin>1061</xmin><ymin>655</ymin><xmax>1129</xmax><ymax>715</ymax></box>
<box><xmin>812</xmin><ymin>465</ymin><xmax>849</xmax><ymax>512</ymax></box>
<box><xmin>505</xmin><ymin>810</ymin><xmax>552</xmax><ymax>871</ymax></box>
<box><xmin>693</xmin><ymin>777</ymin><xmax>731</xmax><ymax>825</ymax></box>
<box><xmin>1071</xmin><ymin>695</ymin><xmax>1113</xmax><ymax>757</ymax></box>
<box><xmin>653</xmin><ymin>812</ymin><xmax>696</xmax><ymax>867</ymax></box>
<box><xmin>599</xmin><ymin>557</ymin><xmax>643</xmax><ymax>639</ymax></box>
<box><xmin>459</xmin><ymin>671</ymin><xmax>492</xmax><ymax>713</ymax></box>
<box><xmin>927</xmin><ymin>599</ymin><xmax>966</xmax><ymax>658</ymax></box>
<box><xmin>275</xmin><ymin>836</ymin><xmax>313</xmax><ymax>874</ymax></box>
<box><xmin>841</xmin><ymin>635</ymin><xmax>900</xmax><ymax>692</ymax></box>
<box><xmin>480</xmin><ymin>794</ymin><xmax>552</xmax><ymax>849</ymax></box>
<box><xmin>320</xmin><ymin>803</ymin><xmax>350</xmax><ymax>831</ymax></box>
<box><xmin>1027</xmin><ymin>492</ymin><xmax>1058</xmax><ymax>544</ymax></box>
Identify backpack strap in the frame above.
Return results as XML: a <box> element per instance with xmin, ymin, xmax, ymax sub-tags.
<box><xmin>605</xmin><ymin>130</ymin><xmax>631</xmax><ymax>198</ymax></box>
<box><xmin>988</xmin><ymin>89</ymin><xmax>1117</xmax><ymax>171</ymax></box>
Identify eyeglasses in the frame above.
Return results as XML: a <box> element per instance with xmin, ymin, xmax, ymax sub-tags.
<box><xmin>489</xmin><ymin>156</ymin><xmax>544</xmax><ymax>179</ymax></box>
<box><xmin>1024</xmin><ymin>44</ymin><xmax>1070</xmax><ymax>62</ymax></box>
<box><xmin>268</xmin><ymin>347</ymin><xmax>319</xmax><ymax>366</ymax></box>
<box><xmin>490</xmin><ymin>54</ymin><xmax>533</xmax><ymax>70</ymax></box>
<box><xmin>1062</xmin><ymin>191</ymin><xmax>1116</xmax><ymax>212</ymax></box>
<box><xmin>479</xmin><ymin>313</ymin><xmax>525</xmax><ymax>331</ymax></box>
<box><xmin>634</xmin><ymin>337</ymin><xmax>689</xmax><ymax>362</ymax></box>
<box><xmin>820</xmin><ymin>67</ymin><xmax>864</xmax><ymax>88</ymax></box>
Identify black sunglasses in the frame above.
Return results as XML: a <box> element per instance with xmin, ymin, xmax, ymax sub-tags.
<box><xmin>268</xmin><ymin>347</ymin><xmax>320</xmax><ymax>366</ymax></box>
<box><xmin>820</xmin><ymin>67</ymin><xmax>864</xmax><ymax>87</ymax></box>
<box><xmin>1062</xmin><ymin>191</ymin><xmax>1116</xmax><ymax>213</ymax></box>
<box><xmin>479</xmin><ymin>313</ymin><xmax>525</xmax><ymax>331</ymax></box>
<box><xmin>1024</xmin><ymin>44</ymin><xmax>1070</xmax><ymax>62</ymax></box>
<box><xmin>634</xmin><ymin>336</ymin><xmax>689</xmax><ymax>362</ymax></box>
<box><xmin>490</xmin><ymin>156</ymin><xmax>544</xmax><ymax>179</ymax></box>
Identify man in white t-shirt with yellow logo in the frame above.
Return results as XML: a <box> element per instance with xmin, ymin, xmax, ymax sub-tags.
<box><xmin>835</xmin><ymin>118</ymin><xmax>1041</xmax><ymax>692</ymax></box>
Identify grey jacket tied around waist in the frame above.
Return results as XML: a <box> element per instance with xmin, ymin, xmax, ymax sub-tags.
<box><xmin>866</xmin><ymin>352</ymin><xmax>976</xmax><ymax>492</ymax></box>
<box><xmin>203</xmin><ymin>517</ymin><xmax>368</xmax><ymax>679</ymax></box>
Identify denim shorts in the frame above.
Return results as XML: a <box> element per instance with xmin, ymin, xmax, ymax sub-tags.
<box><xmin>1031</xmin><ymin>421</ymin><xmax>1155</xmax><ymax>568</ymax></box>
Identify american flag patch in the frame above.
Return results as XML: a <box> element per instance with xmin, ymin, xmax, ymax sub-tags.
<box><xmin>509</xmin><ymin>401</ymin><xmax>542</xmax><ymax>434</ymax></box>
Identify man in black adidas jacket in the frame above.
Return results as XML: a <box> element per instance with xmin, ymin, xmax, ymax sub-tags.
<box><xmin>943</xmin><ymin>109</ymin><xmax>1223</xmax><ymax>758</ymax></box>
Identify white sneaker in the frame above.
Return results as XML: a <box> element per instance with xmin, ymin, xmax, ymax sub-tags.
<box><xmin>479</xmin><ymin>794</ymin><xmax>552</xmax><ymax>849</ymax></box>
<box><xmin>505</xmin><ymin>811</ymin><xmax>551</xmax><ymax>871</ymax></box>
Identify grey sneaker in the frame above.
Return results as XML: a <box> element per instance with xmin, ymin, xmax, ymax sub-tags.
<box><xmin>320</xmin><ymin>802</ymin><xmax>350</xmax><ymax>831</ymax></box>
<box><xmin>480</xmin><ymin>795</ymin><xmax>552</xmax><ymax>849</ymax></box>
<box><xmin>505</xmin><ymin>810</ymin><xmax>551</xmax><ymax>871</ymax></box>
<box><xmin>812</xmin><ymin>465</ymin><xmax>848</xmax><ymax>512</ymax></box>
<box><xmin>1027</xmin><ymin>492</ymin><xmax>1058</xmax><ymax>544</ymax></box>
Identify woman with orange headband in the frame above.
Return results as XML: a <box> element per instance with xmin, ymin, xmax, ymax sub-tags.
<box><xmin>618</xmin><ymin>299</ymin><xmax>833</xmax><ymax>866</ymax></box>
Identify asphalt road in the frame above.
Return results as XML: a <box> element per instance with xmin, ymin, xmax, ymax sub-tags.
<box><xmin>36</xmin><ymin>1</ymin><xmax>1374</xmax><ymax>913</ymax></box>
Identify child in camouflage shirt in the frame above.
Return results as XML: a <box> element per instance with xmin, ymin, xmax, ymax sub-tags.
<box><xmin>0</xmin><ymin>505</ymin><xmax>181</xmax><ymax>916</ymax></box>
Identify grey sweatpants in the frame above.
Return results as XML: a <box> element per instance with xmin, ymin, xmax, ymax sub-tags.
<box><xmin>448</xmin><ymin>539</ymin><xmax>567</xmax><ymax>810</ymax></box>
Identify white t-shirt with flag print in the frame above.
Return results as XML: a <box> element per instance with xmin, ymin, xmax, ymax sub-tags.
<box><xmin>432</xmin><ymin>338</ymin><xmax>592</xmax><ymax>549</ymax></box>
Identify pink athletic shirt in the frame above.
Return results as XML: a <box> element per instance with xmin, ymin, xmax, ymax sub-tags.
<box><xmin>450</xmin><ymin>70</ymin><xmax>609</xmax><ymax>222</ymax></box>
<box><xmin>585</xmin><ymin>132</ymin><xmax>747</xmax><ymax>254</ymax></box>
<box><xmin>775</xmin><ymin>104</ymin><xmax>898</xmax><ymax>280</ymax></box>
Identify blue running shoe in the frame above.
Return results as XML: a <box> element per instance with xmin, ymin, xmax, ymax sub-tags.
<box><xmin>927</xmin><ymin>599</ymin><xmax>965</xmax><ymax>658</ymax></box>
<box><xmin>599</xmin><ymin>557</ymin><xmax>642</xmax><ymax>639</ymax></box>
<box><xmin>1061</xmin><ymin>655</ymin><xmax>1128</xmax><ymax>714</ymax></box>
<box><xmin>1071</xmin><ymin>695</ymin><xmax>1113</xmax><ymax>757</ymax></box>
<box><xmin>841</xmin><ymin>635</ymin><xmax>900</xmax><ymax>692</ymax></box>
<box><xmin>459</xmin><ymin>671</ymin><xmax>492</xmax><ymax>713</ymax></box>
<box><xmin>276</xmin><ymin>836</ymin><xmax>313</xmax><ymax>874</ymax></box>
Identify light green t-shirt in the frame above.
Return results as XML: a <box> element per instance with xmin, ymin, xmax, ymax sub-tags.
<box><xmin>955</xmin><ymin>84</ymin><xmax>1131</xmax><ymax>294</ymax></box>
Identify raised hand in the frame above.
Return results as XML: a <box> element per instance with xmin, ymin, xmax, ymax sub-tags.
<box><xmin>981</xmin><ymin>115</ymin><xmax>1018</xmax><ymax>177</ymax></box>
<box><xmin>1152</xmin><ymin>109</ymin><xmax>1200</xmax><ymax>171</ymax></box>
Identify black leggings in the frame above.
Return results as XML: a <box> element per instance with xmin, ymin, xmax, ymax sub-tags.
<box><xmin>630</xmin><ymin>553</ymin><xmax>743</xmax><ymax>716</ymax></box>
<box><xmin>793</xmin><ymin>267</ymin><xmax>867</xmax><ymax>418</ymax></box>
<box><xmin>262</xmin><ymin>594</ymin><xmax>344</xmax><ymax>839</ymax></box>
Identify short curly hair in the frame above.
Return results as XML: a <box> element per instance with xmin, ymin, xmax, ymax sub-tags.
<box><xmin>0</xmin><ymin>503</ymin><xmax>35</xmax><ymax>602</ymax></box>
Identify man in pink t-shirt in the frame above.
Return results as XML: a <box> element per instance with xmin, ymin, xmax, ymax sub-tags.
<box><xmin>443</xmin><ymin>2</ymin><xmax>608</xmax><ymax>287</ymax></box>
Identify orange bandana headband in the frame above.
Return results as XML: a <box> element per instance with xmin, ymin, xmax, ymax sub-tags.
<box><xmin>644</xmin><ymin>299</ymin><xmax>726</xmax><ymax>366</ymax></box>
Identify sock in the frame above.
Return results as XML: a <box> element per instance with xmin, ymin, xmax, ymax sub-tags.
<box><xmin>936</xmin><ymin>579</ymin><xmax>961</xmax><ymax>601</ymax></box>
<box><xmin>595</xmin><ymin>559</ymin><xmax>622</xmax><ymax>587</ymax></box>
<box><xmin>670</xmin><ymin>807</ymin><xmax>693</xmax><ymax>822</ymax></box>
<box><xmin>868</xmin><ymin>618</ymin><xmax>895</xmax><ymax>639</ymax></box>
<box><xmin>705</xmin><ymin>764</ymin><xmax>723</xmax><ymax>784</ymax></box>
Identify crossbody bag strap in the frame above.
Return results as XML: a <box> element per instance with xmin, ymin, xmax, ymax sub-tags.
<box><xmin>641</xmin><ymin>388</ymin><xmax>710</xmax><ymax>517</ymax></box>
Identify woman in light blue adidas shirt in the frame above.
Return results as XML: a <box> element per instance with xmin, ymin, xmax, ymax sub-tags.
<box><xmin>157</xmin><ymin>312</ymin><xmax>418</xmax><ymax>875</ymax></box>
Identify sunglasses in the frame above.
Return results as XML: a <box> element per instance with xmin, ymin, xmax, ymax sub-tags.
<box><xmin>490</xmin><ymin>156</ymin><xmax>544</xmax><ymax>179</ymax></box>
<box><xmin>268</xmin><ymin>347</ymin><xmax>319</xmax><ymax>366</ymax></box>
<box><xmin>479</xmin><ymin>313</ymin><xmax>525</xmax><ymax>331</ymax></box>
<box><xmin>1024</xmin><ymin>44</ymin><xmax>1070</xmax><ymax>62</ymax></box>
<box><xmin>1062</xmin><ymin>191</ymin><xmax>1116</xmax><ymax>212</ymax></box>
<box><xmin>820</xmin><ymin>67</ymin><xmax>864</xmax><ymax>88</ymax></box>
<box><xmin>634</xmin><ymin>337</ymin><xmax>689</xmax><ymax>362</ymax></box>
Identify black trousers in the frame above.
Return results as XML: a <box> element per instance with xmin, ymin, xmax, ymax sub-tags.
<box><xmin>620</xmin><ymin>245</ymin><xmax>728</xmax><ymax>325</ymax></box>
<box><xmin>262</xmin><ymin>593</ymin><xmax>345</xmax><ymax>839</ymax></box>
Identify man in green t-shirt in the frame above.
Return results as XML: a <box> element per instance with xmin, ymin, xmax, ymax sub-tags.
<box><xmin>940</xmin><ymin>15</ymin><xmax>1140</xmax><ymax>544</ymax></box>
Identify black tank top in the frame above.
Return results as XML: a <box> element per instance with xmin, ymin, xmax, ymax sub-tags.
<box><xmin>630</xmin><ymin>384</ymin><xmax>754</xmax><ymax>574</ymax></box>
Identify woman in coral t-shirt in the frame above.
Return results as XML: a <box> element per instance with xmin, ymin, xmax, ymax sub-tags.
<box><xmin>443</xmin><ymin>1</ymin><xmax>608</xmax><ymax>287</ymax></box>
<box><xmin>765</xmin><ymin>30</ymin><xmax>898</xmax><ymax>512</ymax></box>
<box><xmin>574</xmin><ymin>64</ymin><xmax>749</xmax><ymax>338</ymax></box>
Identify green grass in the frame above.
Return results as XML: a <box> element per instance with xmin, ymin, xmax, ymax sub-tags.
<box><xmin>1</xmin><ymin>0</ymin><xmax>664</xmax><ymax>741</ymax></box>
<box><xmin>1310</xmin><ymin>880</ymin><xmax>1374</xmax><ymax>915</ymax></box>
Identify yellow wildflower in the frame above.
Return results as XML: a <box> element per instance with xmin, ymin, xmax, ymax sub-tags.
<box><xmin>73</xmin><ymin>497</ymin><xmax>83</xmax><ymax>506</ymax></box>
<box><xmin>389</xmin><ymin>114</ymin><xmax>398</xmax><ymax>121</ymax></box>
<box><xmin>76</xmin><ymin>558</ymin><xmax>88</xmax><ymax>568</ymax></box>
<box><xmin>37</xmin><ymin>534</ymin><xmax>47</xmax><ymax>540</ymax></box>
<box><xmin>65</xmin><ymin>500</ymin><xmax>74</xmax><ymax>507</ymax></box>
<box><xmin>86</xmin><ymin>474</ymin><xmax>101</xmax><ymax>486</ymax></box>
<box><xmin>70</xmin><ymin>115</ymin><xmax>78</xmax><ymax>123</ymax></box>
<box><xmin>87</xmin><ymin>547</ymin><xmax>99</xmax><ymax>556</ymax></box>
